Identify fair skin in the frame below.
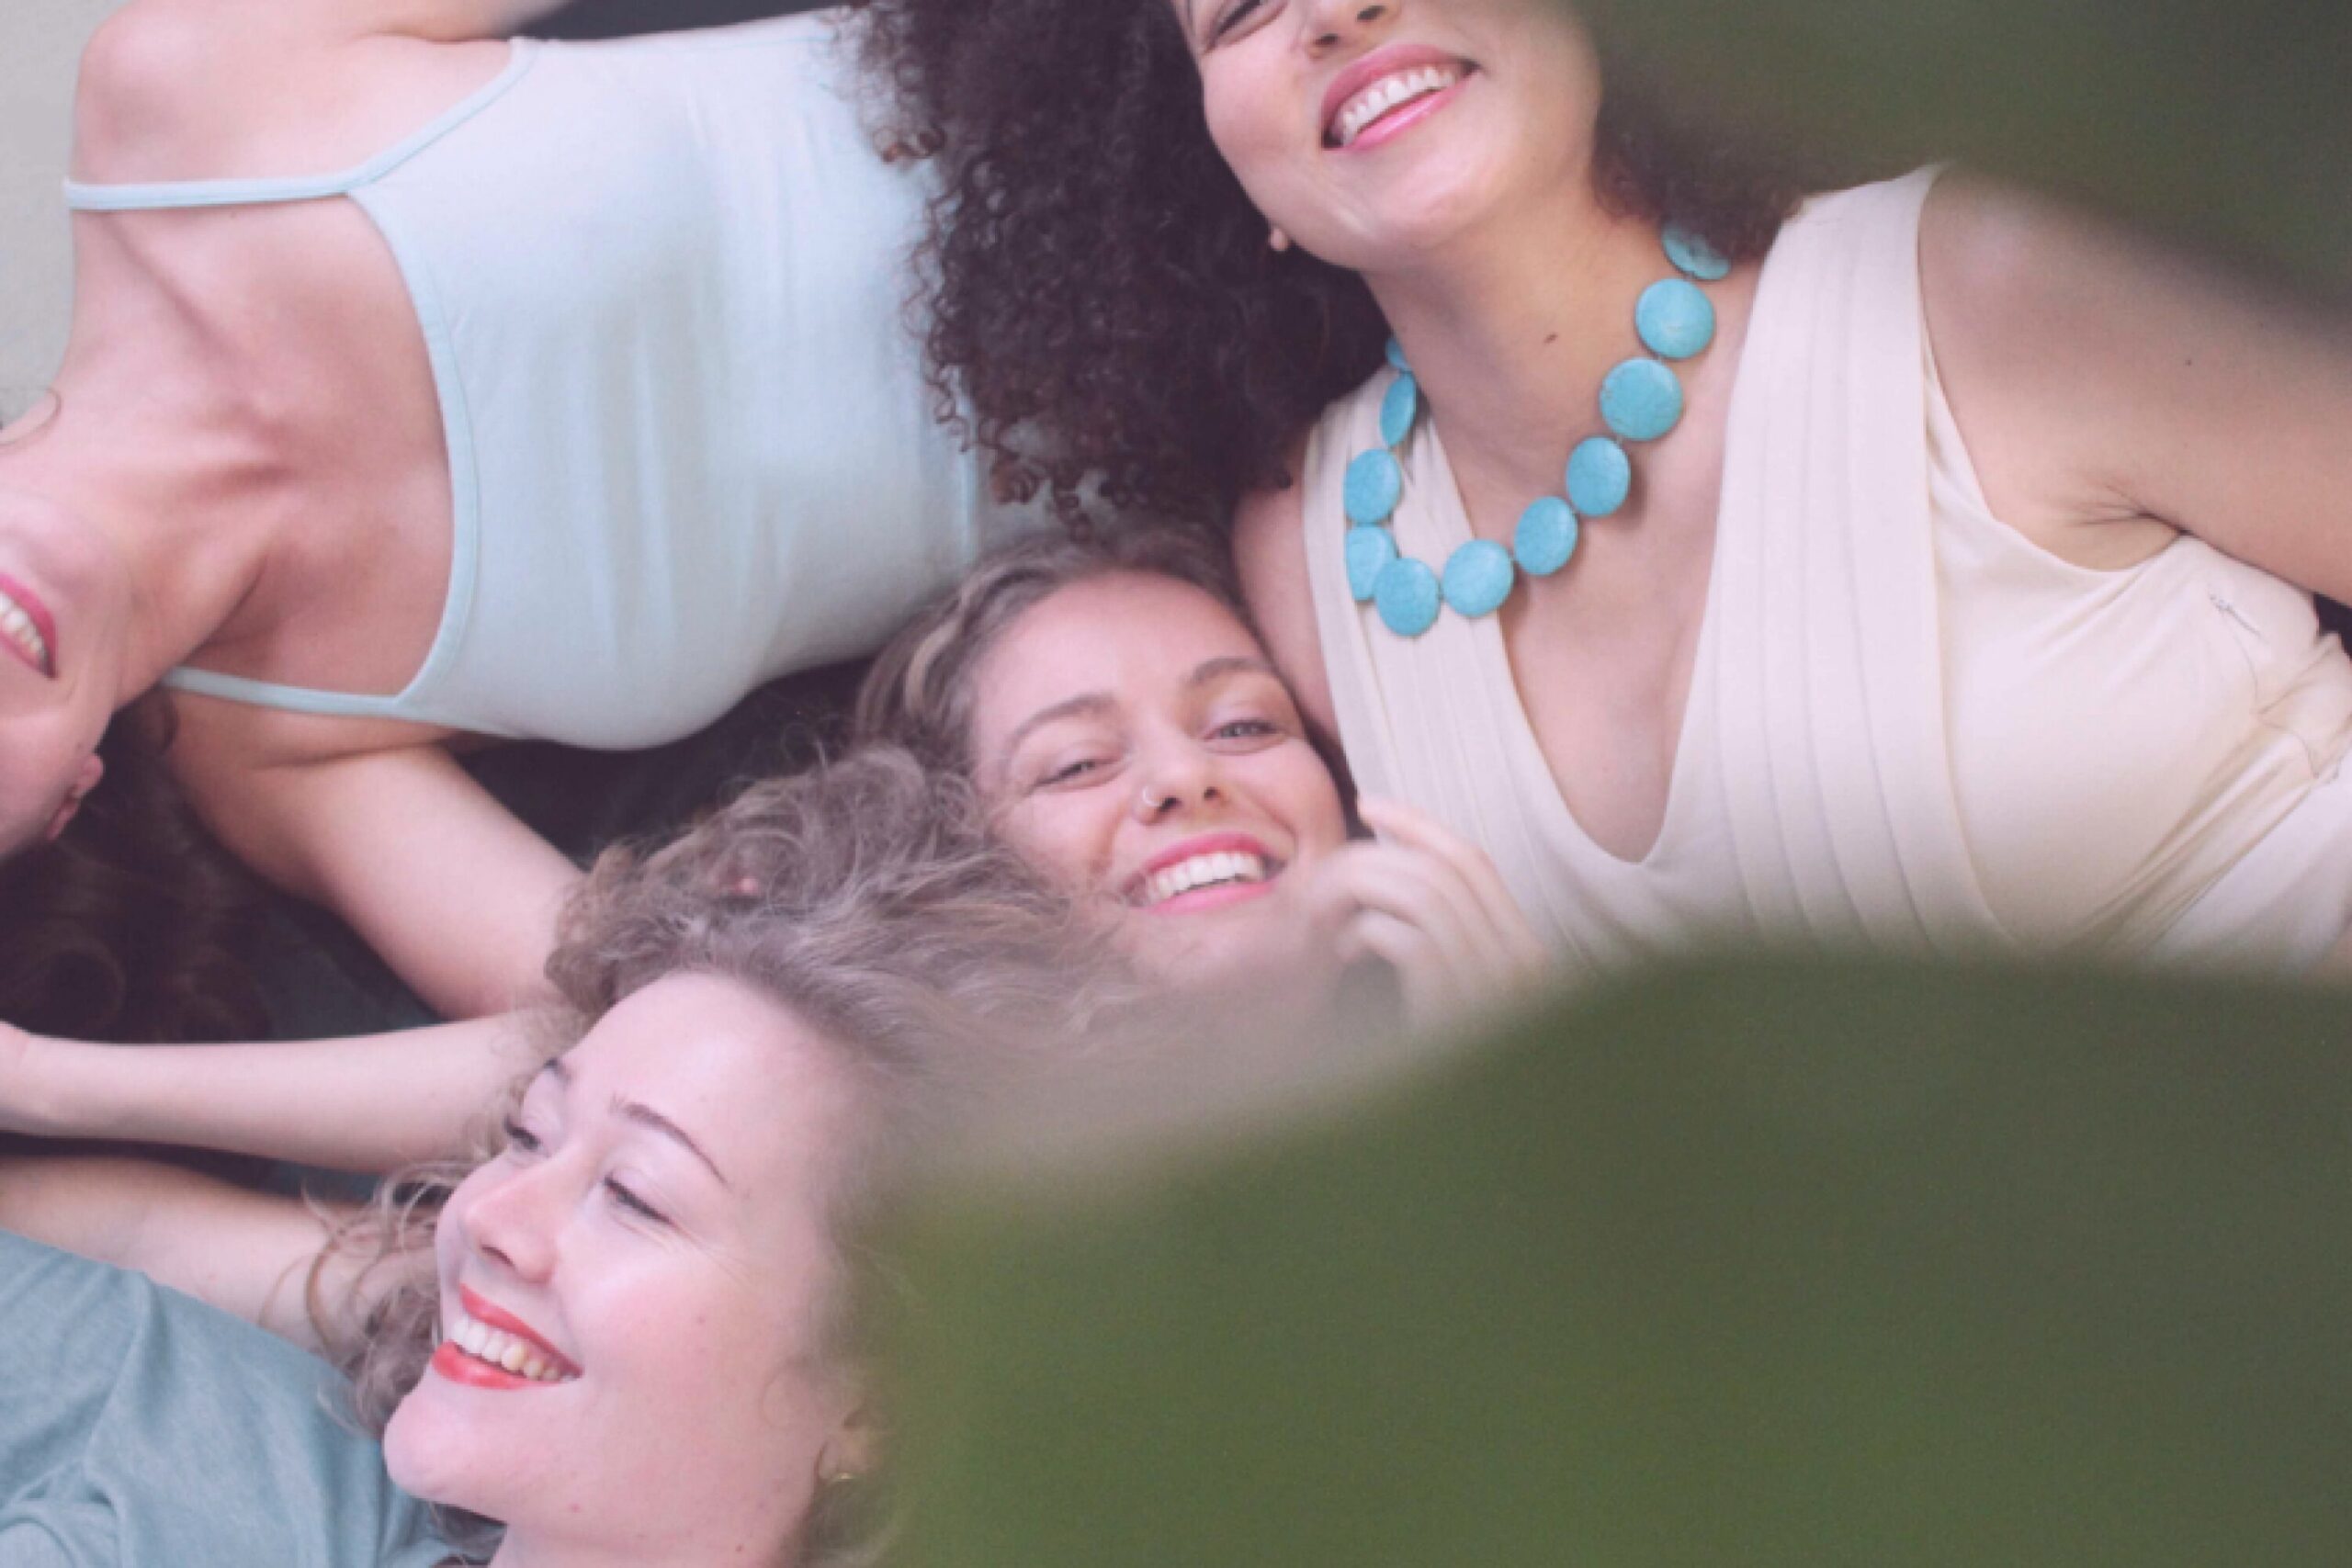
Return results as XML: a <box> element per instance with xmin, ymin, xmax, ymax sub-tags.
<box><xmin>388</xmin><ymin>975</ymin><xmax>865</xmax><ymax>1567</ymax></box>
<box><xmin>0</xmin><ymin>575</ymin><xmax>1542</xmax><ymax>1185</ymax></box>
<box><xmin>2</xmin><ymin>974</ymin><xmax>865</xmax><ymax>1568</ymax></box>
<box><xmin>0</xmin><ymin>0</ymin><xmax>639</xmax><ymax>1018</ymax></box>
<box><xmin>1203</xmin><ymin>0</ymin><xmax>2352</xmax><ymax>874</ymax></box>
<box><xmin>967</xmin><ymin>571</ymin><xmax>1545</xmax><ymax>1021</ymax></box>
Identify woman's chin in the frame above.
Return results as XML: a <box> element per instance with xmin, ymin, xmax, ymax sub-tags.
<box><xmin>381</xmin><ymin>1382</ymin><xmax>508</xmax><ymax>1520</ymax></box>
<box><xmin>1126</xmin><ymin>902</ymin><xmax>1339</xmax><ymax>1017</ymax></box>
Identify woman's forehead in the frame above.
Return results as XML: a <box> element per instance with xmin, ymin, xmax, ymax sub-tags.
<box><xmin>986</xmin><ymin>576</ymin><xmax>1264</xmax><ymax>716</ymax></box>
<box><xmin>558</xmin><ymin>976</ymin><xmax>852</xmax><ymax>1176</ymax></box>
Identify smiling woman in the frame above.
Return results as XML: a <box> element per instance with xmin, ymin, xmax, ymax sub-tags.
<box><xmin>857</xmin><ymin>0</ymin><xmax>2352</xmax><ymax>977</ymax></box>
<box><xmin>0</xmin><ymin>748</ymin><xmax>1108</xmax><ymax>1567</ymax></box>
<box><xmin>859</xmin><ymin>528</ymin><xmax>1548</xmax><ymax>1028</ymax></box>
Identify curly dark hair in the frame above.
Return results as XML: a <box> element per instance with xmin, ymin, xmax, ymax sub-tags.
<box><xmin>0</xmin><ymin>694</ymin><xmax>267</xmax><ymax>1042</ymax></box>
<box><xmin>852</xmin><ymin>0</ymin><xmax>1820</xmax><ymax>527</ymax></box>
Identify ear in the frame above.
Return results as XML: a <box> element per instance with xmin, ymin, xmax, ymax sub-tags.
<box><xmin>816</xmin><ymin>1404</ymin><xmax>881</xmax><ymax>1487</ymax></box>
<box><xmin>1268</xmin><ymin>224</ymin><xmax>1294</xmax><ymax>254</ymax></box>
<box><xmin>42</xmin><ymin>752</ymin><xmax>104</xmax><ymax>843</ymax></box>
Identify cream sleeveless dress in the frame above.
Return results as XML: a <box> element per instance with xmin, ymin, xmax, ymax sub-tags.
<box><xmin>1301</xmin><ymin>169</ymin><xmax>2352</xmax><ymax>978</ymax></box>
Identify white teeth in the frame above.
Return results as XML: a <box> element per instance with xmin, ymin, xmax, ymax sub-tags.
<box><xmin>0</xmin><ymin>592</ymin><xmax>51</xmax><ymax>675</ymax></box>
<box><xmin>1333</xmin><ymin>64</ymin><xmax>1464</xmax><ymax>148</ymax></box>
<box><xmin>1141</xmin><ymin>851</ymin><xmax>1271</xmax><ymax>908</ymax></box>
<box><xmin>443</xmin><ymin>1304</ymin><xmax>578</xmax><ymax>1383</ymax></box>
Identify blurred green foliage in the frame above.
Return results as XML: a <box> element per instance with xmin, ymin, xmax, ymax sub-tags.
<box><xmin>1581</xmin><ymin>0</ymin><xmax>2352</xmax><ymax>293</ymax></box>
<box><xmin>875</xmin><ymin>956</ymin><xmax>2352</xmax><ymax>1565</ymax></box>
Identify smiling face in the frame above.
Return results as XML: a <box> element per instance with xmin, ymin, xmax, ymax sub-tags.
<box><xmin>0</xmin><ymin>487</ymin><xmax>132</xmax><ymax>853</ymax></box>
<box><xmin>382</xmin><ymin>975</ymin><xmax>864</xmax><ymax>1562</ymax></box>
<box><xmin>1173</xmin><ymin>0</ymin><xmax>1602</xmax><ymax>270</ymax></box>
<box><xmin>968</xmin><ymin>572</ymin><xmax>1349</xmax><ymax>996</ymax></box>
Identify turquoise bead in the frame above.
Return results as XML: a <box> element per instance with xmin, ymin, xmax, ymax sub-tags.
<box><xmin>1634</xmin><ymin>277</ymin><xmax>1715</xmax><ymax>361</ymax></box>
<box><xmin>1344</xmin><ymin>525</ymin><xmax>1397</xmax><ymax>602</ymax></box>
<box><xmin>1662</xmin><ymin>224</ymin><xmax>1731</xmax><ymax>281</ymax></box>
<box><xmin>1600</xmin><ymin>356</ymin><xmax>1683</xmax><ymax>443</ymax></box>
<box><xmin>1344</xmin><ymin>448</ymin><xmax>1404</xmax><ymax>525</ymax></box>
<box><xmin>1379</xmin><ymin>374</ymin><xmax>1419</xmax><ymax>447</ymax></box>
<box><xmin>1374</xmin><ymin>557</ymin><xmax>1442</xmax><ymax>637</ymax></box>
<box><xmin>1442</xmin><ymin>539</ymin><xmax>1515</xmax><ymax>618</ymax></box>
<box><xmin>1566</xmin><ymin>436</ymin><xmax>1631</xmax><ymax>517</ymax></box>
<box><xmin>1385</xmin><ymin>337</ymin><xmax>1412</xmax><ymax>372</ymax></box>
<box><xmin>1514</xmin><ymin>497</ymin><xmax>1579</xmax><ymax>577</ymax></box>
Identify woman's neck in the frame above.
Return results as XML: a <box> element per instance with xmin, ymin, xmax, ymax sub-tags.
<box><xmin>488</xmin><ymin>1521</ymin><xmax>796</xmax><ymax>1568</ymax></box>
<box><xmin>1363</xmin><ymin>184</ymin><xmax>1674</xmax><ymax>525</ymax></box>
<box><xmin>6</xmin><ymin>367</ymin><xmax>276</xmax><ymax>702</ymax></box>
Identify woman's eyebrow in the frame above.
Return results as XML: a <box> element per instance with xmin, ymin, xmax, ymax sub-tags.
<box><xmin>1185</xmin><ymin>655</ymin><xmax>1280</xmax><ymax>689</ymax></box>
<box><xmin>612</xmin><ymin>1097</ymin><xmax>733</xmax><ymax>1190</ymax></box>
<box><xmin>1002</xmin><ymin>691</ymin><xmax>1119</xmax><ymax>756</ymax></box>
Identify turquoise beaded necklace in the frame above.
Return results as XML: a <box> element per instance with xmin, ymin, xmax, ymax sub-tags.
<box><xmin>1342</xmin><ymin>224</ymin><xmax>1728</xmax><ymax>637</ymax></box>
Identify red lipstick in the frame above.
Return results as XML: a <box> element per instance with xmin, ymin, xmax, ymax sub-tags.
<box><xmin>0</xmin><ymin>571</ymin><xmax>59</xmax><ymax>677</ymax></box>
<box><xmin>459</xmin><ymin>1284</ymin><xmax>581</xmax><ymax>1375</ymax></box>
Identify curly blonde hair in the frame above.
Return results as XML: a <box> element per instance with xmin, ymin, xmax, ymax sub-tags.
<box><xmin>319</xmin><ymin>747</ymin><xmax>1118</xmax><ymax>1562</ymax></box>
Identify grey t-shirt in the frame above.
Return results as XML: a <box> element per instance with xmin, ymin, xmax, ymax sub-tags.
<box><xmin>0</xmin><ymin>1232</ymin><xmax>449</xmax><ymax>1567</ymax></box>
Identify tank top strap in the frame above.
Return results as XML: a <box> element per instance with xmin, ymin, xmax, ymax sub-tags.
<box><xmin>62</xmin><ymin>38</ymin><xmax>538</xmax><ymax>213</ymax></box>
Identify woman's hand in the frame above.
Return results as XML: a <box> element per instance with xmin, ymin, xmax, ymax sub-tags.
<box><xmin>1306</xmin><ymin>795</ymin><xmax>1553</xmax><ymax>1032</ymax></box>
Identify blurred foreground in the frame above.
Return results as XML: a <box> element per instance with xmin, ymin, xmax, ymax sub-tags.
<box><xmin>874</xmin><ymin>954</ymin><xmax>2351</xmax><ymax>1565</ymax></box>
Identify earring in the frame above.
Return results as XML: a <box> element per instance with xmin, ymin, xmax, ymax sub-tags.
<box><xmin>1268</xmin><ymin>225</ymin><xmax>1293</xmax><ymax>254</ymax></box>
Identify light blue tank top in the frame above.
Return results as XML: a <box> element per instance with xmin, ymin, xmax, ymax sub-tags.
<box><xmin>64</xmin><ymin>15</ymin><xmax>1033</xmax><ymax>747</ymax></box>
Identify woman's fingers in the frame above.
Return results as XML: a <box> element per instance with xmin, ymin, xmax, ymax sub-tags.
<box><xmin>1337</xmin><ymin>909</ymin><xmax>1463</xmax><ymax>1021</ymax></box>
<box><xmin>1309</xmin><ymin>843</ymin><xmax>1491</xmax><ymax>985</ymax></box>
<box><xmin>1355</xmin><ymin>795</ymin><xmax>1550</xmax><ymax>972</ymax></box>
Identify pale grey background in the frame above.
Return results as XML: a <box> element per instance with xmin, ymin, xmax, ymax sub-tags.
<box><xmin>1</xmin><ymin>0</ymin><xmax>119</xmax><ymax>422</ymax></box>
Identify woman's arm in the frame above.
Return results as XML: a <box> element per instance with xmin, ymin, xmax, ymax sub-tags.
<box><xmin>1231</xmin><ymin>441</ymin><xmax>1341</xmax><ymax>744</ymax></box>
<box><xmin>1920</xmin><ymin>174</ymin><xmax>2352</xmax><ymax>596</ymax></box>
<box><xmin>0</xmin><ymin>1156</ymin><xmax>371</xmax><ymax>1351</ymax></box>
<box><xmin>2</xmin><ymin>1013</ymin><xmax>539</xmax><ymax>1173</ymax></box>
<box><xmin>179</xmin><ymin>738</ymin><xmax>583</xmax><ymax>1021</ymax></box>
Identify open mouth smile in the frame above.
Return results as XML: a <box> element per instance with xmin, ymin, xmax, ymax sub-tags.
<box><xmin>1128</xmin><ymin>834</ymin><xmax>1285</xmax><ymax>913</ymax></box>
<box><xmin>1323</xmin><ymin>53</ymin><xmax>1476</xmax><ymax>150</ymax></box>
<box><xmin>0</xmin><ymin>572</ymin><xmax>58</xmax><ymax>678</ymax></box>
<box><xmin>432</xmin><ymin>1285</ymin><xmax>582</xmax><ymax>1390</ymax></box>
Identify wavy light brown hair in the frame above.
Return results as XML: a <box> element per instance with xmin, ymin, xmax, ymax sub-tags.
<box><xmin>855</xmin><ymin>525</ymin><xmax>1247</xmax><ymax>775</ymax></box>
<box><xmin>850</xmin><ymin>0</ymin><xmax>1818</xmax><ymax>527</ymax></box>
<box><xmin>321</xmin><ymin>746</ymin><xmax>1120</xmax><ymax>1564</ymax></box>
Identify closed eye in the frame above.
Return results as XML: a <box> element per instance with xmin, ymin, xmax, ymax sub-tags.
<box><xmin>1210</xmin><ymin>0</ymin><xmax>1268</xmax><ymax>43</ymax></box>
<box><xmin>501</xmin><ymin>1117</ymin><xmax>544</xmax><ymax>1156</ymax></box>
<box><xmin>1035</xmin><ymin>751</ymin><xmax>1121</xmax><ymax>790</ymax></box>
<box><xmin>605</xmin><ymin>1178</ymin><xmax>671</xmax><ymax>1226</ymax></box>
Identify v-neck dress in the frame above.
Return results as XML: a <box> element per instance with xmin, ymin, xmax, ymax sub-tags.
<box><xmin>1299</xmin><ymin>169</ymin><xmax>2352</xmax><ymax>977</ymax></box>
